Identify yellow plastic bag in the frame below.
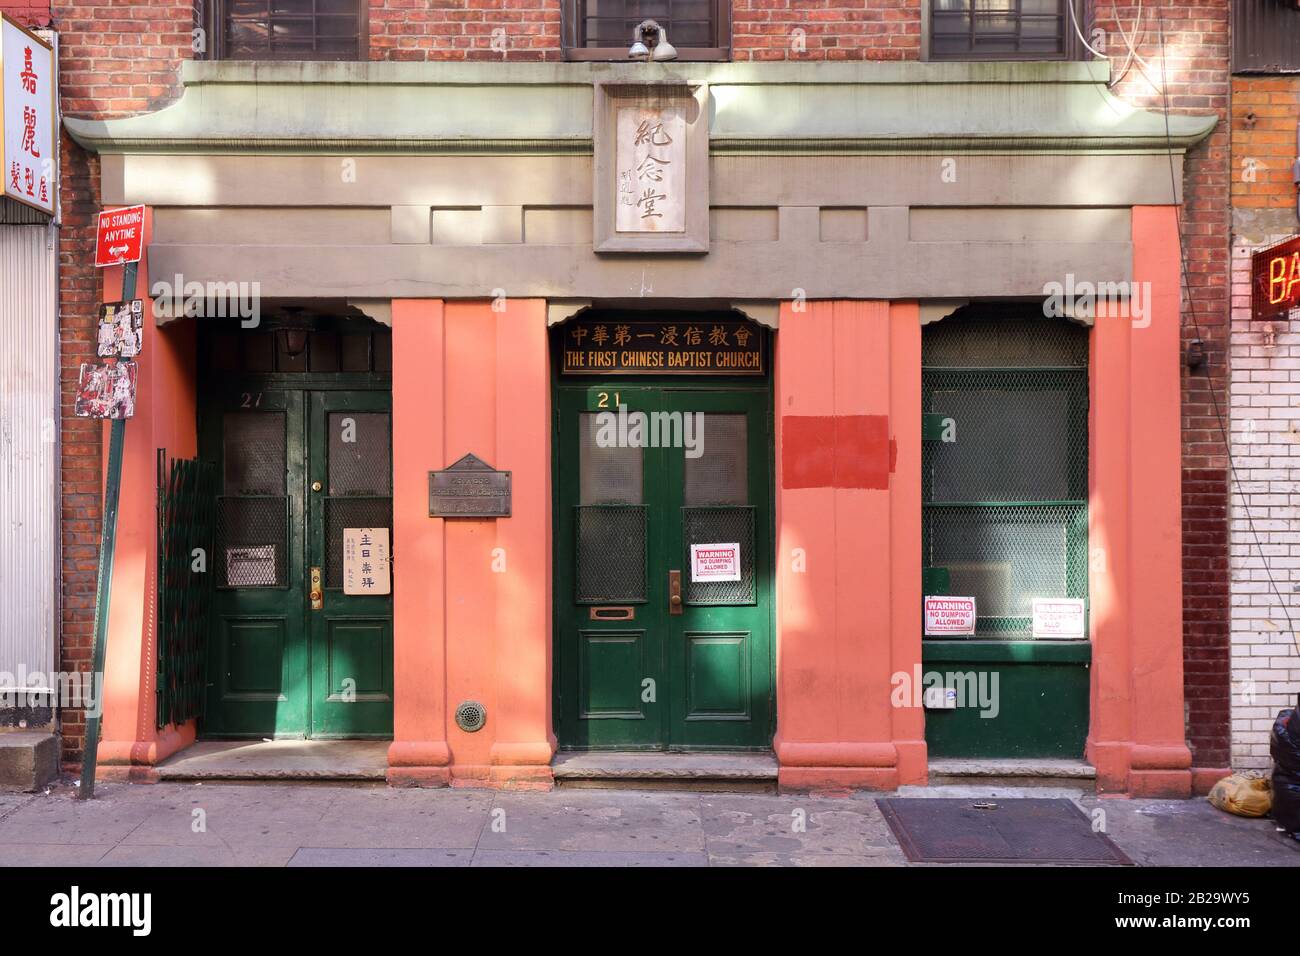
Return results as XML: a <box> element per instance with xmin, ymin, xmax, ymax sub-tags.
<box><xmin>1208</xmin><ymin>774</ymin><xmax>1272</xmax><ymax>818</ymax></box>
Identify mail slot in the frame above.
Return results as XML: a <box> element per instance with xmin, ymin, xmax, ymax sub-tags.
<box><xmin>589</xmin><ymin>606</ymin><xmax>635</xmax><ymax>621</ymax></box>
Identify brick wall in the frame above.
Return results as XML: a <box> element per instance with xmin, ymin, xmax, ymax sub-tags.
<box><xmin>1</xmin><ymin>0</ymin><xmax>52</xmax><ymax>27</ymax></box>
<box><xmin>51</xmin><ymin>0</ymin><xmax>194</xmax><ymax>768</ymax></box>
<box><xmin>1091</xmin><ymin>2</ymin><xmax>1233</xmax><ymax>770</ymax></box>
<box><xmin>1228</xmin><ymin>76</ymin><xmax>1300</xmax><ymax>770</ymax></box>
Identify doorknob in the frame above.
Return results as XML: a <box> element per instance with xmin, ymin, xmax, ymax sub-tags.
<box><xmin>668</xmin><ymin>570</ymin><xmax>683</xmax><ymax>615</ymax></box>
<box><xmin>309</xmin><ymin>566</ymin><xmax>323</xmax><ymax>610</ymax></box>
<box><xmin>311</xmin><ymin>481</ymin><xmax>322</xmax><ymax>492</ymax></box>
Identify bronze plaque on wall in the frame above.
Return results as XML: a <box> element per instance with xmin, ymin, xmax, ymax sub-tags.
<box><xmin>560</xmin><ymin>318</ymin><xmax>764</xmax><ymax>376</ymax></box>
<box><xmin>429</xmin><ymin>453</ymin><xmax>511</xmax><ymax>518</ymax></box>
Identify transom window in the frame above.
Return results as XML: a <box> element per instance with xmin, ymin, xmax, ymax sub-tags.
<box><xmin>563</xmin><ymin>0</ymin><xmax>731</xmax><ymax>61</ymax></box>
<box><xmin>204</xmin><ymin>0</ymin><xmax>368</xmax><ymax>61</ymax></box>
<box><xmin>930</xmin><ymin>0</ymin><xmax>1088</xmax><ymax>60</ymax></box>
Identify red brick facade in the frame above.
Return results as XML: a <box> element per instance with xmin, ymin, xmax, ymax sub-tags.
<box><xmin>45</xmin><ymin>1</ymin><xmax>1232</xmax><ymax>770</ymax></box>
<box><xmin>0</xmin><ymin>0</ymin><xmax>52</xmax><ymax>27</ymax></box>
<box><xmin>1091</xmin><ymin>2</ymin><xmax>1233</xmax><ymax>770</ymax></box>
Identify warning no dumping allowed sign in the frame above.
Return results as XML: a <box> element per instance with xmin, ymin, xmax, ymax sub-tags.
<box><xmin>924</xmin><ymin>596</ymin><xmax>976</xmax><ymax>636</ymax></box>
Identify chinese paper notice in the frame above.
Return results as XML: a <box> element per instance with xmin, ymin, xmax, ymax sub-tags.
<box><xmin>343</xmin><ymin>528</ymin><xmax>391</xmax><ymax>596</ymax></box>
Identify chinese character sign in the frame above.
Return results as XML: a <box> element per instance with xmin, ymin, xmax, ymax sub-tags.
<box><xmin>615</xmin><ymin>106</ymin><xmax>685</xmax><ymax>234</ymax></box>
<box><xmin>1</xmin><ymin>16</ymin><xmax>55</xmax><ymax>214</ymax></box>
<box><xmin>342</xmin><ymin>528</ymin><xmax>391</xmax><ymax>596</ymax></box>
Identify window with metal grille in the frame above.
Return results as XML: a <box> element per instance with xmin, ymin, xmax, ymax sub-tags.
<box><xmin>929</xmin><ymin>0</ymin><xmax>1091</xmax><ymax>61</ymax></box>
<box><xmin>563</xmin><ymin>0</ymin><xmax>731</xmax><ymax>61</ymax></box>
<box><xmin>1231</xmin><ymin>0</ymin><xmax>1300</xmax><ymax>74</ymax></box>
<box><xmin>202</xmin><ymin>0</ymin><xmax>368</xmax><ymax>61</ymax></box>
<box><xmin>922</xmin><ymin>307</ymin><xmax>1089</xmax><ymax>638</ymax></box>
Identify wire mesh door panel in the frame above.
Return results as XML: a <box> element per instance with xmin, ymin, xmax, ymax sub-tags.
<box><xmin>308</xmin><ymin>392</ymin><xmax>394</xmax><ymax>737</ymax></box>
<box><xmin>202</xmin><ymin>390</ymin><xmax>310</xmax><ymax>738</ymax></box>
<box><xmin>664</xmin><ymin>396</ymin><xmax>773</xmax><ymax>749</ymax></box>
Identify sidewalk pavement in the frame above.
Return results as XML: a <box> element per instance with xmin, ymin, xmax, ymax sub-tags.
<box><xmin>1</xmin><ymin>782</ymin><xmax>1298</xmax><ymax>867</ymax></box>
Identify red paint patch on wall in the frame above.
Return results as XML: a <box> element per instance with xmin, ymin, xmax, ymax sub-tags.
<box><xmin>781</xmin><ymin>415</ymin><xmax>895</xmax><ymax>490</ymax></box>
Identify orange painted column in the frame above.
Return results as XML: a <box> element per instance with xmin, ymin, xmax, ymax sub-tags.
<box><xmin>1086</xmin><ymin>205</ymin><xmax>1191</xmax><ymax>796</ymax></box>
<box><xmin>387</xmin><ymin>299</ymin><xmax>451</xmax><ymax>785</ymax></box>
<box><xmin>388</xmin><ymin>299</ymin><xmax>554</xmax><ymax>789</ymax></box>
<box><xmin>773</xmin><ymin>300</ymin><xmax>925</xmax><ymax>790</ymax></box>
<box><xmin>97</xmin><ymin>206</ymin><xmax>200</xmax><ymax>777</ymax></box>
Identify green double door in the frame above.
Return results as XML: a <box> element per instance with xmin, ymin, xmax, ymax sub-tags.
<box><xmin>201</xmin><ymin>387</ymin><xmax>394</xmax><ymax>738</ymax></box>
<box><xmin>555</xmin><ymin>386</ymin><xmax>774</xmax><ymax>750</ymax></box>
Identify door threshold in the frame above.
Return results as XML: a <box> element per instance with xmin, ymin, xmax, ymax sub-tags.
<box><xmin>921</xmin><ymin>757</ymin><xmax>1097</xmax><ymax>793</ymax></box>
<box><xmin>156</xmin><ymin>739</ymin><xmax>389</xmax><ymax>785</ymax></box>
<box><xmin>552</xmin><ymin>751</ymin><xmax>778</xmax><ymax>793</ymax></box>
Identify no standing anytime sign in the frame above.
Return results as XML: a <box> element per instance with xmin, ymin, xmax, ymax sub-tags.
<box><xmin>94</xmin><ymin>204</ymin><xmax>145</xmax><ymax>268</ymax></box>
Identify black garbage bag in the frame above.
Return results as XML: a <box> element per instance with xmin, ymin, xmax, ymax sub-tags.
<box><xmin>1271</xmin><ymin>695</ymin><xmax>1300</xmax><ymax>834</ymax></box>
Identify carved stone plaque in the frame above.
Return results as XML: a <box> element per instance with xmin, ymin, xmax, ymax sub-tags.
<box><xmin>615</xmin><ymin>106</ymin><xmax>686</xmax><ymax>233</ymax></box>
<box><xmin>429</xmin><ymin>453</ymin><xmax>511</xmax><ymax>518</ymax></box>
<box><xmin>594</xmin><ymin>82</ymin><xmax>709</xmax><ymax>253</ymax></box>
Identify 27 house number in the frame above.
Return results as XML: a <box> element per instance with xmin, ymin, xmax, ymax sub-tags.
<box><xmin>240</xmin><ymin>392</ymin><xmax>263</xmax><ymax>408</ymax></box>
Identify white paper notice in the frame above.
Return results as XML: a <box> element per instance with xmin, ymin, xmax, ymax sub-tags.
<box><xmin>343</xmin><ymin>528</ymin><xmax>391</xmax><ymax>596</ymax></box>
<box><xmin>923</xmin><ymin>596</ymin><xmax>977</xmax><ymax>636</ymax></box>
<box><xmin>690</xmin><ymin>542</ymin><xmax>741</xmax><ymax>583</ymax></box>
<box><xmin>1031</xmin><ymin>598</ymin><xmax>1087</xmax><ymax>638</ymax></box>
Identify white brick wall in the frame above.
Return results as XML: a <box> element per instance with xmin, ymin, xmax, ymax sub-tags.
<box><xmin>1230</xmin><ymin>238</ymin><xmax>1300</xmax><ymax>769</ymax></box>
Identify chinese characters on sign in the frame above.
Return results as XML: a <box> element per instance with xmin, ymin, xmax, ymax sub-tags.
<box><xmin>1</xmin><ymin>15</ymin><xmax>55</xmax><ymax>214</ymax></box>
<box><xmin>561</xmin><ymin>318</ymin><xmax>764</xmax><ymax>375</ymax></box>
<box><xmin>615</xmin><ymin>106</ymin><xmax>686</xmax><ymax>234</ymax></box>
<box><xmin>343</xmin><ymin>528</ymin><xmax>391</xmax><ymax>596</ymax></box>
<box><xmin>1251</xmin><ymin>234</ymin><xmax>1300</xmax><ymax>324</ymax></box>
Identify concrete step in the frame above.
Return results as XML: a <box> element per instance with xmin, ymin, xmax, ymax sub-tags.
<box><xmin>155</xmin><ymin>740</ymin><xmax>389</xmax><ymax>784</ymax></box>
<box><xmin>922</xmin><ymin>758</ymin><xmax>1097</xmax><ymax>793</ymax></box>
<box><xmin>552</xmin><ymin>751</ymin><xmax>778</xmax><ymax>792</ymax></box>
<box><xmin>0</xmin><ymin>731</ymin><xmax>59</xmax><ymax>792</ymax></box>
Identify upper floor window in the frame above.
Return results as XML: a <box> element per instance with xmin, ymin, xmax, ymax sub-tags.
<box><xmin>1231</xmin><ymin>0</ymin><xmax>1300</xmax><ymax>74</ymax></box>
<box><xmin>204</xmin><ymin>0</ymin><xmax>368</xmax><ymax>61</ymax></box>
<box><xmin>563</xmin><ymin>0</ymin><xmax>731</xmax><ymax>61</ymax></box>
<box><xmin>930</xmin><ymin>0</ymin><xmax>1089</xmax><ymax>61</ymax></box>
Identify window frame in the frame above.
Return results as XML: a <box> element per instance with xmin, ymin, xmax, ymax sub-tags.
<box><xmin>201</xmin><ymin>0</ymin><xmax>370</xmax><ymax>62</ymax></box>
<box><xmin>561</xmin><ymin>0</ymin><xmax>732</xmax><ymax>62</ymax></box>
<box><xmin>925</xmin><ymin>0</ymin><xmax>1092</xmax><ymax>62</ymax></box>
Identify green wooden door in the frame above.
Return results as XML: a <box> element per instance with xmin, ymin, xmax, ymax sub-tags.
<box><xmin>554</xmin><ymin>386</ymin><xmax>774</xmax><ymax>750</ymax></box>
<box><xmin>202</xmin><ymin>387</ymin><xmax>393</xmax><ymax>738</ymax></box>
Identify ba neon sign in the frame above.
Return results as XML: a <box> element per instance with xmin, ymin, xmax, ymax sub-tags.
<box><xmin>1252</xmin><ymin>235</ymin><xmax>1300</xmax><ymax>322</ymax></box>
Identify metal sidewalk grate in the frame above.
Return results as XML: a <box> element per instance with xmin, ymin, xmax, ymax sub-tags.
<box><xmin>877</xmin><ymin>798</ymin><xmax>1132</xmax><ymax>865</ymax></box>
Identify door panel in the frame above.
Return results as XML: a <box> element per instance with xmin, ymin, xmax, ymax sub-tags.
<box><xmin>204</xmin><ymin>391</ymin><xmax>308</xmax><ymax>736</ymax></box>
<box><xmin>201</xmin><ymin>386</ymin><xmax>393</xmax><ymax>738</ymax></box>
<box><xmin>308</xmin><ymin>391</ymin><xmax>394</xmax><ymax>737</ymax></box>
<box><xmin>556</xmin><ymin>386</ymin><xmax>773</xmax><ymax>750</ymax></box>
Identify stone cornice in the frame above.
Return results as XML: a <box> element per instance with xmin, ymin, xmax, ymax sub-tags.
<box><xmin>64</xmin><ymin>59</ymin><xmax>1217</xmax><ymax>156</ymax></box>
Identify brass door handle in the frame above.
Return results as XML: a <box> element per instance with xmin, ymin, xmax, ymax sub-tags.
<box><xmin>309</xmin><ymin>566</ymin><xmax>323</xmax><ymax>610</ymax></box>
<box><xmin>668</xmin><ymin>570</ymin><xmax>683</xmax><ymax>615</ymax></box>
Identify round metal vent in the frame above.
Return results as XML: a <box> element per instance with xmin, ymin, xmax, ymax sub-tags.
<box><xmin>455</xmin><ymin>700</ymin><xmax>487</xmax><ymax>733</ymax></box>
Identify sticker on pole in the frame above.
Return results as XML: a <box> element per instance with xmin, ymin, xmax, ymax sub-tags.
<box><xmin>94</xmin><ymin>205</ymin><xmax>145</xmax><ymax>267</ymax></box>
<box><xmin>1031</xmin><ymin>598</ymin><xmax>1087</xmax><ymax>639</ymax></box>
<box><xmin>73</xmin><ymin>361</ymin><xmax>137</xmax><ymax>419</ymax></box>
<box><xmin>97</xmin><ymin>300</ymin><xmax>144</xmax><ymax>358</ymax></box>
<box><xmin>923</xmin><ymin>596</ymin><xmax>976</xmax><ymax>636</ymax></box>
<box><xmin>690</xmin><ymin>542</ymin><xmax>741</xmax><ymax>583</ymax></box>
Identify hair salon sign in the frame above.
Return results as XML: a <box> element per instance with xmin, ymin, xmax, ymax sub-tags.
<box><xmin>1</xmin><ymin>14</ymin><xmax>55</xmax><ymax>215</ymax></box>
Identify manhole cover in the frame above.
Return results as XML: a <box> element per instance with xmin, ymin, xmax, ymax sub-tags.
<box><xmin>877</xmin><ymin>798</ymin><xmax>1132</xmax><ymax>865</ymax></box>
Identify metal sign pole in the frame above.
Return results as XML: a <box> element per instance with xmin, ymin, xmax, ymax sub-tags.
<box><xmin>78</xmin><ymin>260</ymin><xmax>137</xmax><ymax>800</ymax></box>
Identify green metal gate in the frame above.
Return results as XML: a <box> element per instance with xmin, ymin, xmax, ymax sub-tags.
<box><xmin>156</xmin><ymin>449</ymin><xmax>217</xmax><ymax>729</ymax></box>
<box><xmin>921</xmin><ymin>308</ymin><xmax>1091</xmax><ymax>758</ymax></box>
